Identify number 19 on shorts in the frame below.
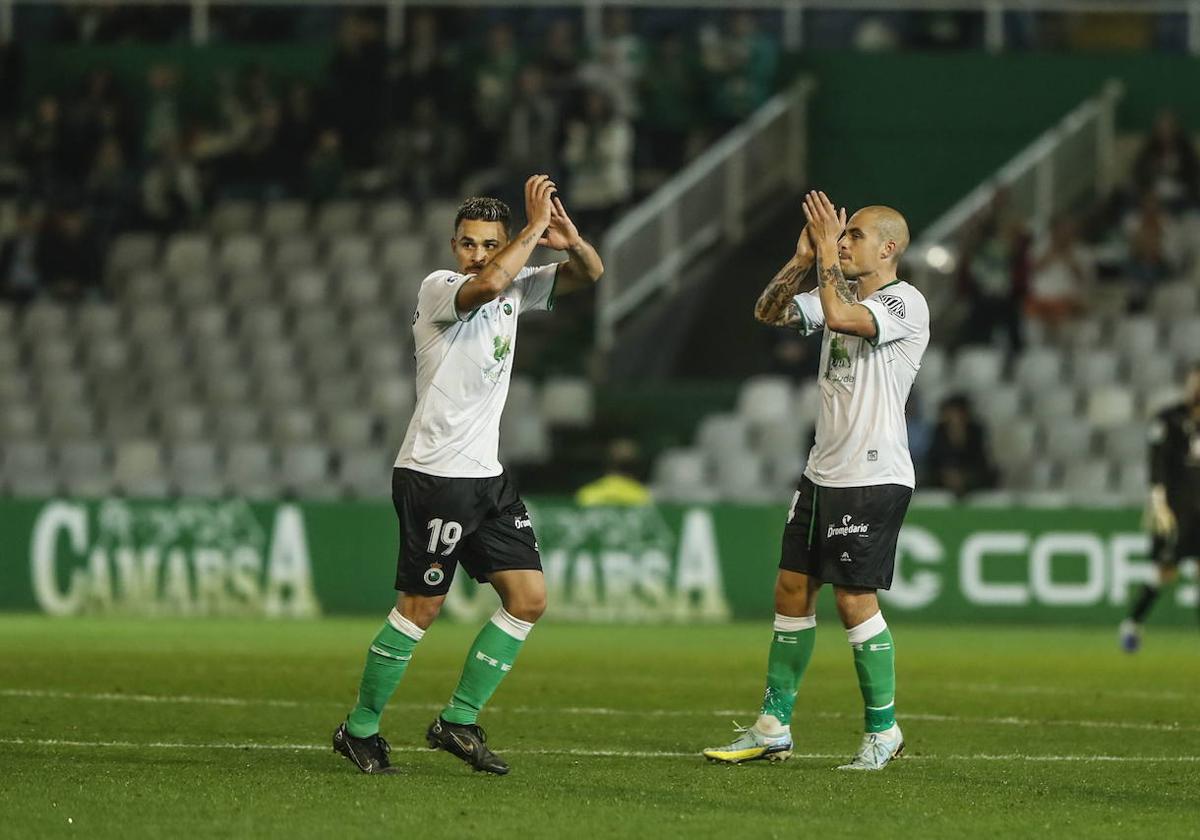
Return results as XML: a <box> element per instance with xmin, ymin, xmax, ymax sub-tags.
<box><xmin>426</xmin><ymin>518</ymin><xmax>462</xmax><ymax>555</ymax></box>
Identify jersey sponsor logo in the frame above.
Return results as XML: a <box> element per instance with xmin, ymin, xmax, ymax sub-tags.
<box><xmin>867</xmin><ymin>450</ymin><xmax>878</xmax><ymax>461</ymax></box>
<box><xmin>514</xmin><ymin>515</ymin><xmax>532</xmax><ymax>529</ymax></box>
<box><xmin>493</xmin><ymin>335</ymin><xmax>512</xmax><ymax>361</ymax></box>
<box><xmin>828</xmin><ymin>336</ymin><xmax>852</xmax><ymax>369</ymax></box>
<box><xmin>877</xmin><ymin>293</ymin><xmax>906</xmax><ymax>318</ymax></box>
<box><xmin>828</xmin><ymin>514</ymin><xmax>870</xmax><ymax>539</ymax></box>
<box><xmin>423</xmin><ymin>563</ymin><xmax>446</xmax><ymax>586</ymax></box>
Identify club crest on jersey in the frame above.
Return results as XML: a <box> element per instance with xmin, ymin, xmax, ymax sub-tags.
<box><xmin>493</xmin><ymin>335</ymin><xmax>512</xmax><ymax>361</ymax></box>
<box><xmin>423</xmin><ymin>563</ymin><xmax>445</xmax><ymax>586</ymax></box>
<box><xmin>503</xmin><ymin>302</ymin><xmax>513</xmax><ymax>315</ymax></box>
<box><xmin>877</xmin><ymin>293</ymin><xmax>906</xmax><ymax>318</ymax></box>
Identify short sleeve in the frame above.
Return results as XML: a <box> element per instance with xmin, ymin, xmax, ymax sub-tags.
<box><xmin>419</xmin><ymin>270</ymin><xmax>474</xmax><ymax>324</ymax></box>
<box><xmin>513</xmin><ymin>264</ymin><xmax>558</xmax><ymax>314</ymax></box>
<box><xmin>792</xmin><ymin>288</ymin><xmax>825</xmax><ymax>336</ymax></box>
<box><xmin>860</xmin><ymin>286</ymin><xmax>928</xmax><ymax>347</ymax></box>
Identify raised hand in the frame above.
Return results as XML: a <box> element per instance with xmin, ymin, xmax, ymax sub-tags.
<box><xmin>524</xmin><ymin>174</ymin><xmax>556</xmax><ymax>235</ymax></box>
<box><xmin>800</xmin><ymin>191</ymin><xmax>847</xmax><ymax>252</ymax></box>
<box><xmin>538</xmin><ymin>196</ymin><xmax>581</xmax><ymax>251</ymax></box>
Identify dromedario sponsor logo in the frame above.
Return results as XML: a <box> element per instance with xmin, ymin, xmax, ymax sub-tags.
<box><xmin>30</xmin><ymin>499</ymin><xmax>320</xmax><ymax>617</ymax></box>
<box><xmin>444</xmin><ymin>505</ymin><xmax>731</xmax><ymax>622</ymax></box>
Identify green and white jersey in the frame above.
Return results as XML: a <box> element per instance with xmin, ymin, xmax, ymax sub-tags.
<box><xmin>395</xmin><ymin>264</ymin><xmax>557</xmax><ymax>478</ymax></box>
<box><xmin>792</xmin><ymin>279</ymin><xmax>930</xmax><ymax>489</ymax></box>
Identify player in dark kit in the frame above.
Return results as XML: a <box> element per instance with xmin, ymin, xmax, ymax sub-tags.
<box><xmin>1121</xmin><ymin>363</ymin><xmax>1200</xmax><ymax>651</ymax></box>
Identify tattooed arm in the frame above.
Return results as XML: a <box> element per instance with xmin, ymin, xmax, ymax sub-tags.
<box><xmin>754</xmin><ymin>253</ymin><xmax>813</xmax><ymax>326</ymax></box>
<box><xmin>457</xmin><ymin>174</ymin><xmax>557</xmax><ymax>311</ymax></box>
<box><xmin>803</xmin><ymin>190</ymin><xmax>878</xmax><ymax>339</ymax></box>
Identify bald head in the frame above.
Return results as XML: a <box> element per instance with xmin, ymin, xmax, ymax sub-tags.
<box><xmin>857</xmin><ymin>205</ymin><xmax>910</xmax><ymax>263</ymax></box>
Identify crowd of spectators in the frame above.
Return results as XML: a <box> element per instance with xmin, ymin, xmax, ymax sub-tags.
<box><xmin>0</xmin><ymin>8</ymin><xmax>789</xmax><ymax>305</ymax></box>
<box><xmin>951</xmin><ymin>108</ymin><xmax>1200</xmax><ymax>351</ymax></box>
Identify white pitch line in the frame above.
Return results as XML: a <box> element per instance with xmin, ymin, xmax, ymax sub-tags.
<box><xmin>2</xmin><ymin>688</ymin><xmax>1195</xmax><ymax>734</ymax></box>
<box><xmin>947</xmin><ymin>683</ymin><xmax>1190</xmax><ymax>702</ymax></box>
<box><xmin>0</xmin><ymin>738</ymin><xmax>1197</xmax><ymax>764</ymax></box>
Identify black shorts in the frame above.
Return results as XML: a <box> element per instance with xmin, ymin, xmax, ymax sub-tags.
<box><xmin>779</xmin><ymin>475</ymin><xmax>912</xmax><ymax>590</ymax></box>
<box><xmin>1152</xmin><ymin>518</ymin><xmax>1200</xmax><ymax>567</ymax></box>
<box><xmin>392</xmin><ymin>468</ymin><xmax>542</xmax><ymax>596</ymax></box>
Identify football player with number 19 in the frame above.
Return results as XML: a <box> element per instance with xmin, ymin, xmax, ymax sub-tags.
<box><xmin>703</xmin><ymin>192</ymin><xmax>929</xmax><ymax>771</ymax></box>
<box><xmin>333</xmin><ymin>174</ymin><xmax>603</xmax><ymax>775</ymax></box>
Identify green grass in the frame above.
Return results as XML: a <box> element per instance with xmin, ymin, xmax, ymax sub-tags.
<box><xmin>1</xmin><ymin>616</ymin><xmax>1198</xmax><ymax>839</ymax></box>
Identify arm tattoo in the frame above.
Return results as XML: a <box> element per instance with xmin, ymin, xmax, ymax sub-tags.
<box><xmin>755</xmin><ymin>260</ymin><xmax>811</xmax><ymax>325</ymax></box>
<box><xmin>817</xmin><ymin>258</ymin><xmax>857</xmax><ymax>308</ymax></box>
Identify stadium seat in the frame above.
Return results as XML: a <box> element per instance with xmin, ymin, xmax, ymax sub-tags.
<box><xmin>652</xmin><ymin>447</ymin><xmax>714</xmax><ymax>502</ymax></box>
<box><xmin>77</xmin><ymin>301</ymin><xmax>121</xmax><ymax>339</ymax></box>
<box><xmin>1100</xmin><ymin>424</ymin><xmax>1147</xmax><ymax>462</ymax></box>
<box><xmin>163</xmin><ymin>233</ymin><xmax>213</xmax><ymax>277</ymax></box>
<box><xmin>1042</xmin><ymin>424</ymin><xmax>1092</xmax><ymax>461</ymax></box>
<box><xmin>31</xmin><ymin>338</ymin><xmax>77</xmax><ymax>374</ymax></box>
<box><xmin>505</xmin><ymin>376</ymin><xmax>539</xmax><ymax>420</ymax></box>
<box><xmin>209</xmin><ymin>199</ymin><xmax>258</xmax><ymax>237</ymax></box>
<box><xmin>754</xmin><ymin>417</ymin><xmax>804</xmax><ymax>458</ymax></box>
<box><xmin>1070</xmin><ymin>348</ymin><xmax>1120</xmax><ymax>388</ymax></box>
<box><xmin>379</xmin><ymin>236</ymin><xmax>428</xmax><ymax>276</ymax></box>
<box><xmin>1067</xmin><ymin>317</ymin><xmax>1104</xmax><ymax>352</ymax></box>
<box><xmin>101</xmin><ymin>407</ymin><xmax>154</xmax><ymax>442</ymax></box>
<box><xmin>0</xmin><ymin>404</ymin><xmax>39</xmax><ymax>440</ymax></box>
<box><xmin>302</xmin><ymin>343</ymin><xmax>353</xmax><ymax>379</ymax></box>
<box><xmin>273</xmin><ymin>235</ymin><xmax>319</xmax><ymax>272</ymax></box>
<box><xmin>227</xmin><ymin>270</ymin><xmax>275</xmax><ymax>305</ymax></box>
<box><xmin>974</xmin><ymin>384</ymin><xmax>1022</xmax><ymax>425</ymax></box>
<box><xmin>338</xmin><ymin>448</ymin><xmax>392</xmax><ymax>498</ymax></box>
<box><xmin>540</xmin><ymin>376</ymin><xmax>594</xmax><ymax>427</ymax></box>
<box><xmin>122</xmin><ymin>269</ymin><xmax>168</xmax><ymax>304</ymax></box>
<box><xmin>339</xmin><ymin>270</ymin><xmax>384</xmax><ymax>309</ymax></box>
<box><xmin>1114</xmin><ymin>316</ymin><xmax>1158</xmax><ymax>361</ymax></box>
<box><xmin>327</xmin><ymin>235</ymin><xmax>374</xmax><ymax>271</ymax></box>
<box><xmin>315</xmin><ymin>200</ymin><xmax>363</xmax><ymax>237</ymax></box>
<box><xmin>270</xmin><ymin>407</ymin><xmax>319</xmax><ymax>444</ymax></box>
<box><xmin>258</xmin><ymin>372</ymin><xmax>307</xmax><ymax>408</ymax></box>
<box><xmin>1168</xmin><ymin>316</ymin><xmax>1200</xmax><ymax>362</ymax></box>
<box><xmin>214</xmin><ymin>407</ymin><xmax>262</xmax><ymax>442</ymax></box>
<box><xmin>1116</xmin><ymin>461</ymin><xmax>1149</xmax><ymax>500</ymax></box>
<box><xmin>370</xmin><ymin>200</ymin><xmax>414</xmax><ymax>238</ymax></box>
<box><xmin>128</xmin><ymin>303</ymin><xmax>176</xmax><ymax>342</ymax></box>
<box><xmin>713</xmin><ymin>449</ymin><xmax>772</xmax><ymax>502</ymax></box>
<box><xmin>174</xmin><ymin>271</ymin><xmax>221</xmax><ymax>307</ymax></box>
<box><xmin>736</xmin><ymin>375</ymin><xmax>794</xmax><ymax>426</ymax></box>
<box><xmin>217</xmin><ymin>234</ymin><xmax>266</xmax><ymax>275</ymax></box>
<box><xmin>1062</xmin><ymin>461</ymin><xmax>1114</xmax><ymax>498</ymax></box>
<box><xmin>262</xmin><ymin>200</ymin><xmax>309</xmax><ymax>238</ymax></box>
<box><xmin>962</xmin><ymin>489</ymin><xmax>1017</xmax><ymax>507</ymax></box>
<box><xmin>280</xmin><ymin>444</ymin><xmax>336</xmax><ymax>497</ymax></box>
<box><xmin>328</xmin><ymin>411</ymin><xmax>375</xmax><ymax>449</ymax></box>
<box><xmin>499</xmin><ymin>414</ymin><xmax>551</xmax><ymax>464</ymax></box>
<box><xmin>285</xmin><ymin>269</ymin><xmax>330</xmax><ymax>309</ymax></box>
<box><xmin>312</xmin><ymin>377</ymin><xmax>363</xmax><ymax>412</ymax></box>
<box><xmin>224</xmin><ymin>442</ymin><xmax>276</xmax><ymax>497</ymax></box>
<box><xmin>696</xmin><ymin>414</ymin><xmax>749</xmax><ymax>455</ymax></box>
<box><xmin>56</xmin><ymin>441</ymin><xmax>109</xmax><ymax>479</ymax></box>
<box><xmin>369</xmin><ymin>374</ymin><xmax>415</xmax><ymax>417</ymax></box>
<box><xmin>1013</xmin><ymin>348</ymin><xmax>1063</xmax><ymax>392</ymax></box>
<box><xmin>1149</xmin><ymin>280</ymin><xmax>1199</xmax><ymax>319</ymax></box>
<box><xmin>911</xmin><ymin>489</ymin><xmax>956</xmax><ymax>507</ymax></box>
<box><xmin>106</xmin><ymin>232</ymin><xmax>159</xmax><ymax>279</ymax></box>
<box><xmin>113</xmin><ymin>439</ymin><xmax>168</xmax><ymax>496</ymax></box>
<box><xmin>992</xmin><ymin>419</ymin><xmax>1038</xmax><ymax>465</ymax></box>
<box><xmin>0</xmin><ymin>371</ymin><xmax>31</xmax><ymax>403</ymax></box>
<box><xmin>1085</xmin><ymin>385</ymin><xmax>1136</xmax><ymax>429</ymax></box>
<box><xmin>240</xmin><ymin>305</ymin><xmax>287</xmax><ymax>340</ymax></box>
<box><xmin>186</xmin><ymin>304</ymin><xmax>231</xmax><ymax>341</ymax></box>
<box><xmin>46</xmin><ymin>406</ymin><xmax>97</xmax><ymax>442</ymax></box>
<box><xmin>0</xmin><ymin>303</ymin><xmax>12</xmax><ymax>335</ymax></box>
<box><xmin>159</xmin><ymin>404</ymin><xmax>210</xmax><ymax>442</ymax></box>
<box><xmin>37</xmin><ymin>371</ymin><xmax>88</xmax><ymax>408</ymax></box>
<box><xmin>1029</xmin><ymin>388</ymin><xmax>1078</xmax><ymax>423</ymax></box>
<box><xmin>951</xmin><ymin>347</ymin><xmax>1004</xmax><ymax>392</ymax></box>
<box><xmin>204</xmin><ymin>370</ymin><xmax>253</xmax><ymax>406</ymax></box>
<box><xmin>21</xmin><ymin>300</ymin><xmax>71</xmax><ymax>337</ymax></box>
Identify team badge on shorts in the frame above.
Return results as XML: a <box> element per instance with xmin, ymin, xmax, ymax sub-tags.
<box><xmin>423</xmin><ymin>563</ymin><xmax>445</xmax><ymax>586</ymax></box>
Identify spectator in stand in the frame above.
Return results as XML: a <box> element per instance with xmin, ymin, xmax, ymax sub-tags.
<box><xmin>306</xmin><ymin>129</ymin><xmax>345</xmax><ymax>202</ymax></box>
<box><xmin>956</xmin><ymin>187</ymin><xmax>1030</xmax><ymax>351</ymax></box>
<box><xmin>1026</xmin><ymin>214</ymin><xmax>1094</xmax><ymax>330</ymax></box>
<box><xmin>469</xmin><ymin>22</ymin><xmax>522</xmax><ymax>165</ymax></box>
<box><xmin>1123</xmin><ymin>190</ymin><xmax>1183</xmax><ymax>311</ymax></box>
<box><xmin>502</xmin><ymin>65</ymin><xmax>561</xmax><ymax>190</ymax></box>
<box><xmin>541</xmin><ymin>18</ymin><xmax>583</xmax><ymax>111</ymax></box>
<box><xmin>925</xmin><ymin>394</ymin><xmax>997</xmax><ymax>499</ymax></box>
<box><xmin>394</xmin><ymin>97</ymin><xmax>462</xmax><ymax>209</ymax></box>
<box><xmin>702</xmin><ymin>11</ymin><xmax>780</xmax><ymax>132</ymax></box>
<box><xmin>86</xmin><ymin>135</ymin><xmax>135</xmax><ymax>240</ymax></box>
<box><xmin>575</xmin><ymin>438</ymin><xmax>652</xmax><ymax>507</ymax></box>
<box><xmin>1133</xmin><ymin>110</ymin><xmax>1200</xmax><ymax>213</ymax></box>
<box><xmin>142</xmin><ymin>64</ymin><xmax>181</xmax><ymax>158</ymax></box>
<box><xmin>638</xmin><ymin>31</ymin><xmax>701</xmax><ymax>180</ymax></box>
<box><xmin>277</xmin><ymin>82</ymin><xmax>321</xmax><ymax>195</ymax></box>
<box><xmin>392</xmin><ymin>10</ymin><xmax>457</xmax><ymax>122</ymax></box>
<box><xmin>17</xmin><ymin>95</ymin><xmax>69</xmax><ymax>198</ymax></box>
<box><xmin>0</xmin><ymin>203</ymin><xmax>43</xmax><ymax>304</ymax></box>
<box><xmin>35</xmin><ymin>199</ymin><xmax>102</xmax><ymax>300</ymax></box>
<box><xmin>579</xmin><ymin>8</ymin><xmax>645</xmax><ymax>120</ymax></box>
<box><xmin>141</xmin><ymin>140</ymin><xmax>203</xmax><ymax>231</ymax></box>
<box><xmin>327</xmin><ymin>12</ymin><xmax>387</xmax><ymax>168</ymax></box>
<box><xmin>562</xmin><ymin>89</ymin><xmax>633</xmax><ymax>237</ymax></box>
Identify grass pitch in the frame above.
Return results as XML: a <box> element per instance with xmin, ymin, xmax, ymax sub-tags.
<box><xmin>1</xmin><ymin>616</ymin><xmax>1197</xmax><ymax>839</ymax></box>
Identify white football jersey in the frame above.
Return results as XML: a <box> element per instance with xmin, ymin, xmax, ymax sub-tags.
<box><xmin>395</xmin><ymin>264</ymin><xmax>557</xmax><ymax>477</ymax></box>
<box><xmin>793</xmin><ymin>280</ymin><xmax>930</xmax><ymax>488</ymax></box>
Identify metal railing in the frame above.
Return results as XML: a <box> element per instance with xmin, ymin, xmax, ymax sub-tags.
<box><xmin>595</xmin><ymin>77</ymin><xmax>815</xmax><ymax>354</ymax></box>
<box><xmin>908</xmin><ymin>79</ymin><xmax>1124</xmax><ymax>300</ymax></box>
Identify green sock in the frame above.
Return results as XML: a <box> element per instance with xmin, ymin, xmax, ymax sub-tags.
<box><xmin>848</xmin><ymin>612</ymin><xmax>896</xmax><ymax>733</ymax></box>
<box><xmin>346</xmin><ymin>609</ymin><xmax>423</xmax><ymax>738</ymax></box>
<box><xmin>759</xmin><ymin>613</ymin><xmax>817</xmax><ymax>727</ymax></box>
<box><xmin>442</xmin><ymin>609</ymin><xmax>533</xmax><ymax>725</ymax></box>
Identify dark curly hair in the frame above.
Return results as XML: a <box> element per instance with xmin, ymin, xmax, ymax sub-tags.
<box><xmin>454</xmin><ymin>197</ymin><xmax>511</xmax><ymax>236</ymax></box>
